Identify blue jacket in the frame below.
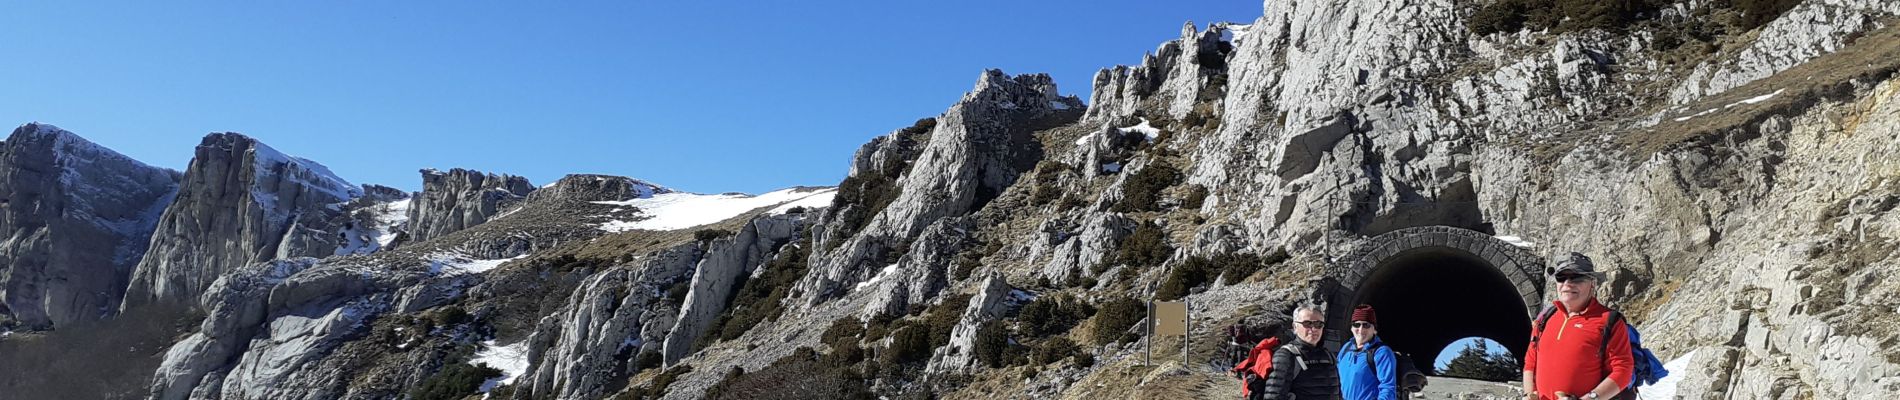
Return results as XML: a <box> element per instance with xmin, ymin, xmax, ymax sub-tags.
<box><xmin>1337</xmin><ymin>336</ymin><xmax>1399</xmax><ymax>400</ymax></box>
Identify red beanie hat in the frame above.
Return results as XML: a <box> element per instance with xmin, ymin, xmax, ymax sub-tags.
<box><xmin>1352</xmin><ymin>304</ymin><xmax>1377</xmax><ymax>325</ymax></box>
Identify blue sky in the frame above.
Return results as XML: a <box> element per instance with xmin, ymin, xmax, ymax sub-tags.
<box><xmin>1</xmin><ymin>1</ymin><xmax>1260</xmax><ymax>194</ymax></box>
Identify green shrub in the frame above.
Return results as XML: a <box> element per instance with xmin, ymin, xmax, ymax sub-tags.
<box><xmin>1031</xmin><ymin>162</ymin><xmax>1069</xmax><ymax>206</ymax></box>
<box><xmin>1017</xmin><ymin>294</ymin><xmax>1094</xmax><ymax>338</ymax></box>
<box><xmin>694</xmin><ymin>229</ymin><xmax>734</xmax><ymax>242</ymax></box>
<box><xmin>973</xmin><ymin>320</ymin><xmax>1009</xmax><ymax>368</ymax></box>
<box><xmin>1180</xmin><ymin>184</ymin><xmax>1209</xmax><ymax>210</ymax></box>
<box><xmin>699</xmin><ymin>236</ymin><xmax>813</xmax><ymax>348</ymax></box>
<box><xmin>1155</xmin><ymin>262</ymin><xmax>1209</xmax><ymax>301</ymax></box>
<box><xmin>704</xmin><ymin>346</ymin><xmax>874</xmax><ymax>400</ymax></box>
<box><xmin>635</xmin><ymin>350</ymin><xmax>662</xmax><ymax>371</ymax></box>
<box><xmin>1113</xmin><ymin>163</ymin><xmax>1183</xmax><ymax>213</ymax></box>
<box><xmin>883</xmin><ymin>324</ymin><xmax>934</xmax><ymax>366</ymax></box>
<box><xmin>1465</xmin><ymin>0</ymin><xmax>1671</xmax><ymax>35</ymax></box>
<box><xmin>620</xmin><ymin>365</ymin><xmax>694</xmax><ymax>400</ymax></box>
<box><xmin>1734</xmin><ymin>0</ymin><xmax>1801</xmax><ymax>30</ymax></box>
<box><xmin>1158</xmin><ymin>249</ymin><xmax>1291</xmax><ymax>300</ymax></box>
<box><xmin>1114</xmin><ymin>221</ymin><xmax>1173</xmax><ymax>269</ymax></box>
<box><xmin>821</xmin><ymin>318</ymin><xmax>865</xmax><ymax>348</ymax></box>
<box><xmin>1091</xmin><ymin>296</ymin><xmax>1146</xmax><ymax>346</ymax></box>
<box><xmin>1033</xmin><ymin>337</ymin><xmax>1081</xmax><ymax>365</ymax></box>
<box><xmin>410</xmin><ymin>362</ymin><xmax>501</xmax><ymax>400</ymax></box>
<box><xmin>429</xmin><ymin>305</ymin><xmax>471</xmax><ymax>327</ymax></box>
<box><xmin>922</xmin><ymin>294</ymin><xmax>973</xmax><ymax>349</ymax></box>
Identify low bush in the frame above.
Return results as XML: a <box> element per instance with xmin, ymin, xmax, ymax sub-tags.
<box><xmin>410</xmin><ymin>362</ymin><xmax>501</xmax><ymax>400</ymax></box>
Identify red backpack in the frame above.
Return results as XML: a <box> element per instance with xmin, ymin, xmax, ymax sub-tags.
<box><xmin>1233</xmin><ymin>337</ymin><xmax>1281</xmax><ymax>395</ymax></box>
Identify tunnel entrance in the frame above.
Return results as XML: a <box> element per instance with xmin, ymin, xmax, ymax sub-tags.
<box><xmin>1324</xmin><ymin>226</ymin><xmax>1545</xmax><ymax>377</ymax></box>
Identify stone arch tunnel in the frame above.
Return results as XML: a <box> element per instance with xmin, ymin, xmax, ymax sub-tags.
<box><xmin>1322</xmin><ymin>226</ymin><xmax>1547</xmax><ymax>374</ymax></box>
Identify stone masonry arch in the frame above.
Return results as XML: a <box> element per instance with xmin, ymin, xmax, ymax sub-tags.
<box><xmin>1322</xmin><ymin>226</ymin><xmax>1546</xmax><ymax>373</ymax></box>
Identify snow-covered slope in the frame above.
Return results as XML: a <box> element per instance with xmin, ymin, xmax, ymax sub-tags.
<box><xmin>595</xmin><ymin>187</ymin><xmax>836</xmax><ymax>232</ymax></box>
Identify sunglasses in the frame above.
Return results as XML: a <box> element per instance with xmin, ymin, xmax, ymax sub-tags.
<box><xmin>1296</xmin><ymin>320</ymin><xmax>1325</xmax><ymax>329</ymax></box>
<box><xmin>1554</xmin><ymin>274</ymin><xmax>1595</xmax><ymax>283</ymax></box>
<box><xmin>1351</xmin><ymin>322</ymin><xmax>1374</xmax><ymax>329</ymax></box>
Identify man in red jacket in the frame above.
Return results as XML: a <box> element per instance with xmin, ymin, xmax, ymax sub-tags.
<box><xmin>1522</xmin><ymin>253</ymin><xmax>1633</xmax><ymax>400</ymax></box>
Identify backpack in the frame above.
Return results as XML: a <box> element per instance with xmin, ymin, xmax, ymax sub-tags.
<box><xmin>1363</xmin><ymin>342</ymin><xmax>1428</xmax><ymax>395</ymax></box>
<box><xmin>1233</xmin><ymin>337</ymin><xmax>1281</xmax><ymax>396</ymax></box>
<box><xmin>1532</xmin><ymin>306</ymin><xmax>1670</xmax><ymax>398</ymax></box>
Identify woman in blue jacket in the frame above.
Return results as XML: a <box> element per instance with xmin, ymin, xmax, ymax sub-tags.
<box><xmin>1338</xmin><ymin>304</ymin><xmax>1400</xmax><ymax>400</ymax></box>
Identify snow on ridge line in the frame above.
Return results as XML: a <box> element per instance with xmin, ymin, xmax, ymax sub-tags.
<box><xmin>250</xmin><ymin>139</ymin><xmax>362</xmax><ymax>201</ymax></box>
<box><xmin>594</xmin><ymin>187</ymin><xmax>836</xmax><ymax>232</ymax></box>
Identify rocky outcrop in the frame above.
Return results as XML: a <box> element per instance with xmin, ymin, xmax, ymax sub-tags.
<box><xmin>0</xmin><ymin>123</ymin><xmax>180</xmax><ymax>330</ymax></box>
<box><xmin>514</xmin><ymin>243</ymin><xmax>704</xmax><ymax>400</ymax></box>
<box><xmin>860</xmin><ymin>217</ymin><xmax>975</xmax><ymax>318</ymax></box>
<box><xmin>660</xmin><ymin>213</ymin><xmax>802</xmax><ymax>364</ymax></box>
<box><xmin>925</xmin><ymin>275</ymin><xmax>1012</xmax><ymax>374</ymax></box>
<box><xmin>122</xmin><ymin>133</ymin><xmax>363</xmax><ymax>310</ymax></box>
<box><xmin>1085</xmin><ymin>22</ymin><xmax>1231</xmax><ymax>123</ymax></box>
<box><xmin>400</xmin><ymin>168</ymin><xmax>534</xmax><ymax>245</ymax></box>
<box><xmin>795</xmin><ymin>70</ymin><xmax>1084</xmax><ymax>305</ymax></box>
<box><xmin>1665</xmin><ymin>0</ymin><xmax>1900</xmax><ymax>104</ymax></box>
<box><xmin>1030</xmin><ymin>213</ymin><xmax>1134</xmax><ymax>287</ymax></box>
<box><xmin>524</xmin><ymin>174</ymin><xmax>668</xmax><ymax>205</ymax></box>
<box><xmin>149</xmin><ymin>257</ymin><xmax>321</xmax><ymax>400</ymax></box>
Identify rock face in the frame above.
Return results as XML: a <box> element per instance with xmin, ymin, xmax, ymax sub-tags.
<box><xmin>860</xmin><ymin>217</ymin><xmax>975</xmax><ymax>318</ymax></box>
<box><xmin>513</xmin><ymin>244</ymin><xmax>703</xmax><ymax>400</ymax></box>
<box><xmin>525</xmin><ymin>174</ymin><xmax>668</xmax><ymax>205</ymax></box>
<box><xmin>122</xmin><ymin>133</ymin><xmax>363</xmax><ymax>310</ymax></box>
<box><xmin>925</xmin><ymin>275</ymin><xmax>1012</xmax><ymax>374</ymax></box>
<box><xmin>400</xmin><ymin>168</ymin><xmax>534</xmax><ymax>245</ymax></box>
<box><xmin>0</xmin><ymin>123</ymin><xmax>181</xmax><ymax>330</ymax></box>
<box><xmin>148</xmin><ymin>257</ymin><xmax>322</xmax><ymax>400</ymax></box>
<box><xmin>795</xmin><ymin>70</ymin><xmax>1084</xmax><ymax>305</ymax></box>
<box><xmin>660</xmin><ymin>213</ymin><xmax>802</xmax><ymax>364</ymax></box>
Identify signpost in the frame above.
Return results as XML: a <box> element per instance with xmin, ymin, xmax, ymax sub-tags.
<box><xmin>1150</xmin><ymin>300</ymin><xmax>1190</xmax><ymax>366</ymax></box>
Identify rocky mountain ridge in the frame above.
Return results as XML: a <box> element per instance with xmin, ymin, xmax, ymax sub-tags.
<box><xmin>3</xmin><ymin>1</ymin><xmax>1899</xmax><ymax>399</ymax></box>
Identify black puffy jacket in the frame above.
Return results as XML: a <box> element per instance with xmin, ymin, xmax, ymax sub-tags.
<box><xmin>1260</xmin><ymin>337</ymin><xmax>1342</xmax><ymax>400</ymax></box>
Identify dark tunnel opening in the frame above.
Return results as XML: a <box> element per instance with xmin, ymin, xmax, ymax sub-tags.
<box><xmin>1351</xmin><ymin>246</ymin><xmax>1532</xmax><ymax>377</ymax></box>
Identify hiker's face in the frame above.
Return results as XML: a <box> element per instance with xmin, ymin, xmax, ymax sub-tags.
<box><xmin>1556</xmin><ymin>273</ymin><xmax>1596</xmax><ymax>305</ymax></box>
<box><xmin>1350</xmin><ymin>321</ymin><xmax>1376</xmax><ymax>344</ymax></box>
<box><xmin>1294</xmin><ymin>310</ymin><xmax>1325</xmax><ymax>344</ymax></box>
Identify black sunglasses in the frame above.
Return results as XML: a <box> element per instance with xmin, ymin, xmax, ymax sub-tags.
<box><xmin>1554</xmin><ymin>274</ymin><xmax>1594</xmax><ymax>283</ymax></box>
<box><xmin>1296</xmin><ymin>320</ymin><xmax>1325</xmax><ymax>329</ymax></box>
<box><xmin>1351</xmin><ymin>322</ymin><xmax>1374</xmax><ymax>328</ymax></box>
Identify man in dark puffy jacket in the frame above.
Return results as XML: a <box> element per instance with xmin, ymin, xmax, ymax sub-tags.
<box><xmin>1262</xmin><ymin>303</ymin><xmax>1341</xmax><ymax>400</ymax></box>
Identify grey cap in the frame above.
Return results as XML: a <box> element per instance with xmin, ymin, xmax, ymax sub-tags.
<box><xmin>1551</xmin><ymin>252</ymin><xmax>1603</xmax><ymax>281</ymax></box>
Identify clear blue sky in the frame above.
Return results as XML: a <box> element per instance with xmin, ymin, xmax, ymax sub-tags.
<box><xmin>1</xmin><ymin>1</ymin><xmax>1261</xmax><ymax>194</ymax></box>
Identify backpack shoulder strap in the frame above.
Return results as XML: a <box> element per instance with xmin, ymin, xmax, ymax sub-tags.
<box><xmin>1599</xmin><ymin>310</ymin><xmax>1626</xmax><ymax>376</ymax></box>
<box><xmin>1531</xmin><ymin>305</ymin><xmax>1558</xmax><ymax>343</ymax></box>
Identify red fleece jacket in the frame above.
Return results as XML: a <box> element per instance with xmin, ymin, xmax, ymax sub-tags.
<box><xmin>1523</xmin><ymin>299</ymin><xmax>1633</xmax><ymax>400</ymax></box>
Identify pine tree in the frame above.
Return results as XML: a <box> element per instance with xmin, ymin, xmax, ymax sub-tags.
<box><xmin>1437</xmin><ymin>340</ymin><xmax>1522</xmax><ymax>381</ymax></box>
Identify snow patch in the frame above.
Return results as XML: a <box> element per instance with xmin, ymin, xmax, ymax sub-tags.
<box><xmin>428</xmin><ymin>253</ymin><xmax>526</xmax><ymax>275</ymax></box>
<box><xmin>1638</xmin><ymin>349</ymin><xmax>1695</xmax><ymax>400</ymax></box>
<box><xmin>1050</xmin><ymin>100</ymin><xmax>1071</xmax><ymax>110</ymax></box>
<box><xmin>1672</xmin><ymin>89</ymin><xmax>1784</xmax><ymax>122</ymax></box>
<box><xmin>1117</xmin><ymin>119</ymin><xmax>1161</xmax><ymax>141</ymax></box>
<box><xmin>333</xmin><ymin>198</ymin><xmax>410</xmax><ymax>256</ymax></box>
<box><xmin>471</xmin><ymin>340</ymin><xmax>530</xmax><ymax>395</ymax></box>
<box><xmin>768</xmin><ymin>188</ymin><xmax>836</xmax><ymax>214</ymax></box>
<box><xmin>373</xmin><ymin>198</ymin><xmax>412</xmax><ymax>248</ymax></box>
<box><xmin>594</xmin><ymin>187</ymin><xmax>834</xmax><ymax>232</ymax></box>
<box><xmin>1101</xmin><ymin>162</ymin><xmax>1123</xmax><ymax>174</ymax></box>
<box><xmin>854</xmin><ymin>263</ymin><xmax>902</xmax><ymax>291</ymax></box>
